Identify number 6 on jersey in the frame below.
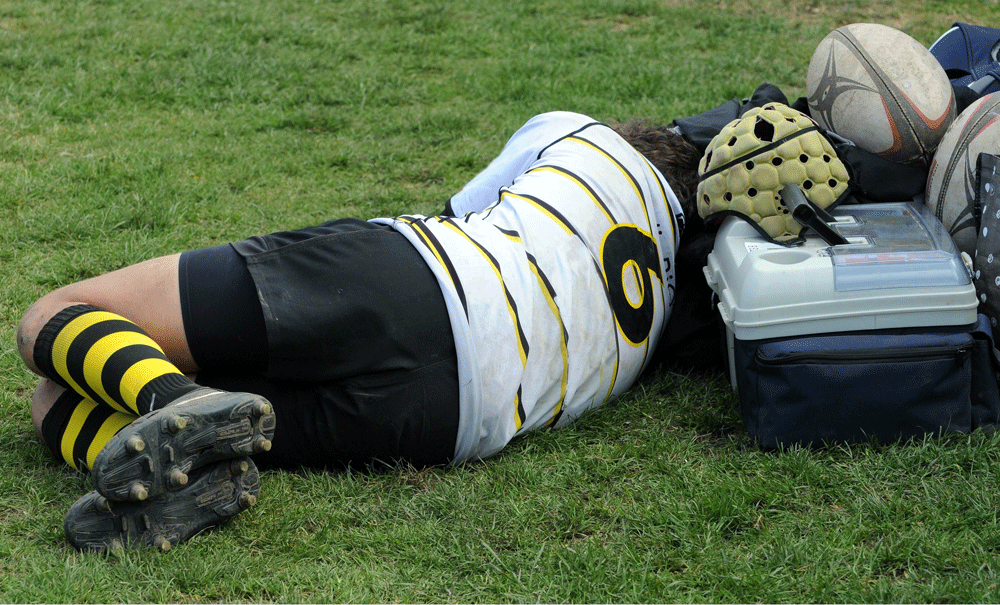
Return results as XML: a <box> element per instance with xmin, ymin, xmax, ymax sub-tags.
<box><xmin>600</xmin><ymin>224</ymin><xmax>663</xmax><ymax>347</ymax></box>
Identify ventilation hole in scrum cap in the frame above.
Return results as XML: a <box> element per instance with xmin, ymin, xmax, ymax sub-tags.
<box><xmin>753</xmin><ymin>116</ymin><xmax>776</xmax><ymax>142</ymax></box>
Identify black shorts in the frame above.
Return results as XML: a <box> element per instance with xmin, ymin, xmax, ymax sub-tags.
<box><xmin>177</xmin><ymin>219</ymin><xmax>460</xmax><ymax>470</ymax></box>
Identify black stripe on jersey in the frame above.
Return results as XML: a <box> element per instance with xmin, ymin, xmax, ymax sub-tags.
<box><xmin>500</xmin><ymin>191</ymin><xmax>583</xmax><ymax>239</ymax></box>
<box><xmin>441</xmin><ymin>218</ymin><xmax>530</xmax><ymax>364</ymax></box>
<box><xmin>505</xmin><ymin>289</ymin><xmax>529</xmax><ymax>364</ymax></box>
<box><xmin>589</xmin><ymin>255</ymin><xmax>622</xmax><ymax>399</ymax></box>
<box><xmin>535</xmin><ymin>120</ymin><xmax>606</xmax><ymax>160</ymax></box>
<box><xmin>495</xmin><ymin>226</ymin><xmax>521</xmax><ymax>240</ymax></box>
<box><xmin>400</xmin><ymin>216</ymin><xmax>470</xmax><ymax>319</ymax></box>
<box><xmin>526</xmin><ymin>252</ymin><xmax>569</xmax><ymax>428</ymax></box>
<box><xmin>499</xmin><ymin>188</ymin><xmax>626</xmax><ymax>399</ymax></box>
<box><xmin>527</xmin><ymin>164</ymin><xmax>618</xmax><ymax>225</ymax></box>
<box><xmin>571</xmin><ymin>134</ymin><xmax>665</xmax><ymax>316</ymax></box>
<box><xmin>515</xmin><ymin>384</ymin><xmax>526</xmax><ymax>430</ymax></box>
<box><xmin>478</xmin><ymin>197</ymin><xmax>503</xmax><ymax>221</ymax></box>
<box><xmin>533</xmin><ymin>124</ymin><xmax>656</xmax><ymax>237</ymax></box>
<box><xmin>548</xmin><ymin>408</ymin><xmax>564</xmax><ymax>429</ymax></box>
<box><xmin>526</xmin><ymin>253</ymin><xmax>569</xmax><ymax>345</ymax></box>
<box><xmin>569</xmin><ymin>134</ymin><xmax>649</xmax><ymax>218</ymax></box>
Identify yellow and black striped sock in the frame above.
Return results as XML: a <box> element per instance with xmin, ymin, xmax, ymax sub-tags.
<box><xmin>33</xmin><ymin>304</ymin><xmax>202</xmax><ymax>416</ymax></box>
<box><xmin>40</xmin><ymin>390</ymin><xmax>137</xmax><ymax>472</ymax></box>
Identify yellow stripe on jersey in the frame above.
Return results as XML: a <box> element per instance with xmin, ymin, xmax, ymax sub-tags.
<box><xmin>440</xmin><ymin>219</ymin><xmax>529</xmax><ymax>366</ymax></box>
<box><xmin>568</xmin><ymin>135</ymin><xmax>654</xmax><ymax>235</ymax></box>
<box><xmin>498</xmin><ymin>191</ymin><xmax>578</xmax><ymax>237</ymax></box>
<box><xmin>495</xmin><ymin>226</ymin><xmax>522</xmax><ymax>243</ymax></box>
<box><xmin>587</xmin><ymin>254</ymin><xmax>622</xmax><ymax>399</ymax></box>
<box><xmin>400</xmin><ymin>217</ymin><xmax>470</xmax><ymax>318</ymax></box>
<box><xmin>403</xmin><ymin>218</ymin><xmax>450</xmax><ymax>273</ymax></box>
<box><xmin>526</xmin><ymin>254</ymin><xmax>569</xmax><ymax>427</ymax></box>
<box><xmin>526</xmin><ymin>165</ymin><xmax>617</xmax><ymax>226</ymax></box>
<box><xmin>514</xmin><ymin>385</ymin><xmax>526</xmax><ymax>430</ymax></box>
<box><xmin>604</xmin><ymin>358</ymin><xmax>620</xmax><ymax>404</ymax></box>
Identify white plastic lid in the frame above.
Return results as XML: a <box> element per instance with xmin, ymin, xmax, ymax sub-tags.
<box><xmin>703</xmin><ymin>202</ymin><xmax>979</xmax><ymax>340</ymax></box>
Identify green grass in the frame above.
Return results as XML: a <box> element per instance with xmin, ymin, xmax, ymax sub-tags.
<box><xmin>2</xmin><ymin>0</ymin><xmax>1000</xmax><ymax>601</ymax></box>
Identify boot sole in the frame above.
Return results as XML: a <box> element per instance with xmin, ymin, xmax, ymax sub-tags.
<box><xmin>92</xmin><ymin>389</ymin><xmax>275</xmax><ymax>502</ymax></box>
<box><xmin>65</xmin><ymin>456</ymin><xmax>261</xmax><ymax>553</ymax></box>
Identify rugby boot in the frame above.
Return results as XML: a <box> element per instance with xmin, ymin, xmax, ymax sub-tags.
<box><xmin>92</xmin><ymin>388</ymin><xmax>275</xmax><ymax>502</ymax></box>
<box><xmin>65</xmin><ymin>456</ymin><xmax>260</xmax><ymax>553</ymax></box>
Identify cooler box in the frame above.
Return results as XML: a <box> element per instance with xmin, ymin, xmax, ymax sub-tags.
<box><xmin>703</xmin><ymin>202</ymin><xmax>999</xmax><ymax>448</ymax></box>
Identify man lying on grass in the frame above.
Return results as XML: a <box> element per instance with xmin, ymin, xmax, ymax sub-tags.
<box><xmin>17</xmin><ymin>110</ymin><xmax>710</xmax><ymax>553</ymax></box>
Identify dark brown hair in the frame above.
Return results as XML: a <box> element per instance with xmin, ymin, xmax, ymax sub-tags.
<box><xmin>610</xmin><ymin>118</ymin><xmax>702</xmax><ymax>233</ymax></box>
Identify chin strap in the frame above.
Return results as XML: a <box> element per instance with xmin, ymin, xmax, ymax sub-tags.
<box><xmin>782</xmin><ymin>184</ymin><xmax>849</xmax><ymax>246</ymax></box>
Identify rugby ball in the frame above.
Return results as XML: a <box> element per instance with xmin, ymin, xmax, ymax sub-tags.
<box><xmin>806</xmin><ymin>23</ymin><xmax>956</xmax><ymax>167</ymax></box>
<box><xmin>925</xmin><ymin>92</ymin><xmax>1000</xmax><ymax>256</ymax></box>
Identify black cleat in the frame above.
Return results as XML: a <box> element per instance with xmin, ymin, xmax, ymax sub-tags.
<box><xmin>92</xmin><ymin>388</ymin><xmax>275</xmax><ymax>502</ymax></box>
<box><xmin>65</xmin><ymin>456</ymin><xmax>261</xmax><ymax>553</ymax></box>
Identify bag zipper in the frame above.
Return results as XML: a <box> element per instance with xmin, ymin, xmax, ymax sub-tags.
<box><xmin>756</xmin><ymin>343</ymin><xmax>972</xmax><ymax>365</ymax></box>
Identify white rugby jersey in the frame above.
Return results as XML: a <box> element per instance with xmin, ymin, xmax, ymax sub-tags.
<box><xmin>373</xmin><ymin>111</ymin><xmax>685</xmax><ymax>463</ymax></box>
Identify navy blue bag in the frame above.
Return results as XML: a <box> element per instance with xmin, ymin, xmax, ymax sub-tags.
<box><xmin>732</xmin><ymin>316</ymin><xmax>1000</xmax><ymax>449</ymax></box>
<box><xmin>930</xmin><ymin>22</ymin><xmax>1000</xmax><ymax>96</ymax></box>
<box><xmin>726</xmin><ymin>156</ymin><xmax>1000</xmax><ymax>449</ymax></box>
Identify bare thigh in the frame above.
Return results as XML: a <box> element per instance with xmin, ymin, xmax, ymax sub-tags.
<box><xmin>17</xmin><ymin>253</ymin><xmax>196</xmax><ymax>375</ymax></box>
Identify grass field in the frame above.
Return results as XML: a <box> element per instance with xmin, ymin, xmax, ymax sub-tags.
<box><xmin>3</xmin><ymin>0</ymin><xmax>1000</xmax><ymax>602</ymax></box>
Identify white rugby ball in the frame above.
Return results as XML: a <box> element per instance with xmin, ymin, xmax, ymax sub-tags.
<box><xmin>806</xmin><ymin>23</ymin><xmax>956</xmax><ymax>167</ymax></box>
<box><xmin>925</xmin><ymin>92</ymin><xmax>1000</xmax><ymax>256</ymax></box>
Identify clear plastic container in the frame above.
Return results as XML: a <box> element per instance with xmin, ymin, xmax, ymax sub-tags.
<box><xmin>827</xmin><ymin>203</ymin><xmax>972</xmax><ymax>291</ymax></box>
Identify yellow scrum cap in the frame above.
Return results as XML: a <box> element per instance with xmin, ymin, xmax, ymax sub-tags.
<box><xmin>697</xmin><ymin>102</ymin><xmax>850</xmax><ymax>243</ymax></box>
